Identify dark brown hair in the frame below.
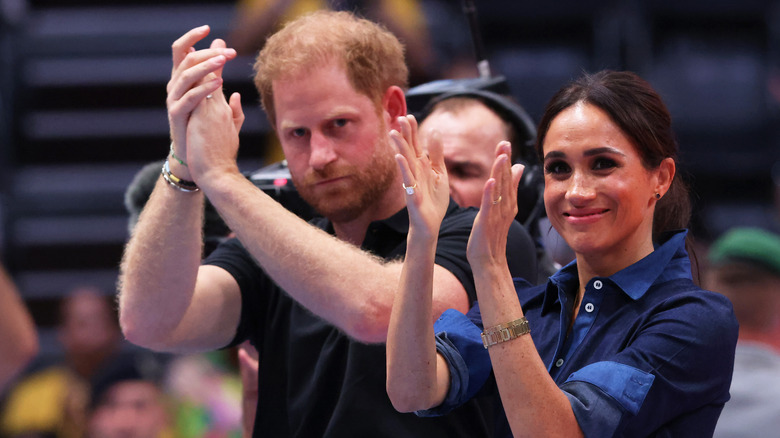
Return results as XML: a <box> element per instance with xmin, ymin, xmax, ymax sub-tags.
<box><xmin>535</xmin><ymin>70</ymin><xmax>691</xmax><ymax>242</ymax></box>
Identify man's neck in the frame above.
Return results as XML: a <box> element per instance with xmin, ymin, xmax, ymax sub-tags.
<box><xmin>332</xmin><ymin>186</ymin><xmax>406</xmax><ymax>245</ymax></box>
<box><xmin>333</xmin><ymin>220</ymin><xmax>373</xmax><ymax>246</ymax></box>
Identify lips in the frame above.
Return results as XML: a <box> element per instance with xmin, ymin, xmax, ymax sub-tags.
<box><xmin>563</xmin><ymin>209</ymin><xmax>609</xmax><ymax>224</ymax></box>
<box><xmin>314</xmin><ymin>175</ymin><xmax>349</xmax><ymax>187</ymax></box>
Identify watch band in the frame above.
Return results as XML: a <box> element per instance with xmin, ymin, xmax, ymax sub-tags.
<box><xmin>481</xmin><ymin>317</ymin><xmax>530</xmax><ymax>349</ymax></box>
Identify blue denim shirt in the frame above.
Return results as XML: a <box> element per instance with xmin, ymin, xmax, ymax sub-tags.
<box><xmin>420</xmin><ymin>230</ymin><xmax>739</xmax><ymax>437</ymax></box>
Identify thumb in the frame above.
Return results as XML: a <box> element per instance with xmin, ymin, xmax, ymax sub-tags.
<box><xmin>230</xmin><ymin>92</ymin><xmax>245</xmax><ymax>131</ymax></box>
<box><xmin>511</xmin><ymin>163</ymin><xmax>524</xmax><ymax>191</ymax></box>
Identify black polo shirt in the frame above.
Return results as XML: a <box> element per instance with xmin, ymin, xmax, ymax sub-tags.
<box><xmin>204</xmin><ymin>200</ymin><xmax>537</xmax><ymax>437</ymax></box>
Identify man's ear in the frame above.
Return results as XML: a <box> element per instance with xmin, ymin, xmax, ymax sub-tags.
<box><xmin>382</xmin><ymin>85</ymin><xmax>407</xmax><ymax>131</ymax></box>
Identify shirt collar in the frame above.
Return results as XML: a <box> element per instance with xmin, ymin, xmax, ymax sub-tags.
<box><xmin>542</xmin><ymin>229</ymin><xmax>691</xmax><ymax>311</ymax></box>
<box><xmin>315</xmin><ymin>199</ymin><xmax>461</xmax><ymax>240</ymax></box>
<box><xmin>365</xmin><ymin>198</ymin><xmax>463</xmax><ymax>238</ymax></box>
<box><xmin>611</xmin><ymin>229</ymin><xmax>690</xmax><ymax>300</ymax></box>
<box><xmin>373</xmin><ymin>203</ymin><xmax>411</xmax><ymax>235</ymax></box>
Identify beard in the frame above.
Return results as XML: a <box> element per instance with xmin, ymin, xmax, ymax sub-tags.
<box><xmin>291</xmin><ymin>137</ymin><xmax>398</xmax><ymax>224</ymax></box>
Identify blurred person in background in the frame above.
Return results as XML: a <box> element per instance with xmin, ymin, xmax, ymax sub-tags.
<box><xmin>413</xmin><ymin>87</ymin><xmax>568</xmax><ymax>282</ymax></box>
<box><xmin>708</xmin><ymin>227</ymin><xmax>780</xmax><ymax>438</ymax></box>
<box><xmin>235</xmin><ymin>341</ymin><xmax>258</xmax><ymax>438</ymax></box>
<box><xmin>1</xmin><ymin>286</ymin><xmax>122</xmax><ymax>438</ymax></box>
<box><xmin>86</xmin><ymin>359</ymin><xmax>174</xmax><ymax>438</ymax></box>
<box><xmin>0</xmin><ymin>262</ymin><xmax>38</xmax><ymax>392</ymax></box>
<box><xmin>125</xmin><ymin>160</ymin><xmax>232</xmax><ymax>257</ymax></box>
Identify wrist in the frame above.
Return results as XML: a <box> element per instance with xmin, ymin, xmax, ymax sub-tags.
<box><xmin>169</xmin><ymin>142</ymin><xmax>188</xmax><ymax>167</ymax></box>
<box><xmin>168</xmin><ymin>144</ymin><xmax>194</xmax><ymax>182</ymax></box>
<box><xmin>407</xmin><ymin>226</ymin><xmax>439</xmax><ymax>245</ymax></box>
<box><xmin>191</xmin><ymin>167</ymin><xmax>257</xmax><ymax>207</ymax></box>
<box><xmin>467</xmin><ymin>241</ymin><xmax>509</xmax><ymax>269</ymax></box>
<box><xmin>481</xmin><ymin>317</ymin><xmax>530</xmax><ymax>349</ymax></box>
<box><xmin>167</xmin><ymin>158</ymin><xmax>193</xmax><ymax>182</ymax></box>
<box><xmin>474</xmin><ymin>257</ymin><xmax>511</xmax><ymax>279</ymax></box>
<box><xmin>161</xmin><ymin>159</ymin><xmax>199</xmax><ymax>192</ymax></box>
<box><xmin>472</xmin><ymin>261</ymin><xmax>513</xmax><ymax>304</ymax></box>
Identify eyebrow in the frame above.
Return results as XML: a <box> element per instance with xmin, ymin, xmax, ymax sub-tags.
<box><xmin>278</xmin><ymin>106</ymin><xmax>357</xmax><ymax>131</ymax></box>
<box><xmin>544</xmin><ymin>146</ymin><xmax>627</xmax><ymax>161</ymax></box>
<box><xmin>584</xmin><ymin>146</ymin><xmax>626</xmax><ymax>157</ymax></box>
<box><xmin>279</xmin><ymin>120</ymin><xmax>301</xmax><ymax>131</ymax></box>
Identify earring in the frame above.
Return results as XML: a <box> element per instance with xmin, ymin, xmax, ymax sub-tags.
<box><xmin>655</xmin><ymin>193</ymin><xmax>661</xmax><ymax>199</ymax></box>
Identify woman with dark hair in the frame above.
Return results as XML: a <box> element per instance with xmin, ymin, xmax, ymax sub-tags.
<box><xmin>386</xmin><ymin>70</ymin><xmax>738</xmax><ymax>437</ymax></box>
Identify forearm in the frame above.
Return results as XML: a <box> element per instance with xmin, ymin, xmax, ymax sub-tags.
<box><xmin>118</xmin><ymin>175</ymin><xmax>206</xmax><ymax>350</ymax></box>
<box><xmin>473</xmin><ymin>263</ymin><xmax>583</xmax><ymax>438</ymax></box>
<box><xmin>0</xmin><ymin>266</ymin><xmax>38</xmax><ymax>390</ymax></box>
<box><xmin>202</xmin><ymin>172</ymin><xmax>404</xmax><ymax>342</ymax></box>
<box><xmin>386</xmin><ymin>229</ymin><xmax>445</xmax><ymax>411</ymax></box>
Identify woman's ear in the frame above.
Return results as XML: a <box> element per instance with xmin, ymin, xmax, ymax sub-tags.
<box><xmin>655</xmin><ymin>157</ymin><xmax>676</xmax><ymax>199</ymax></box>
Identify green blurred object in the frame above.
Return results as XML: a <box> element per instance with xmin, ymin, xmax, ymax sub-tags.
<box><xmin>708</xmin><ymin>227</ymin><xmax>780</xmax><ymax>275</ymax></box>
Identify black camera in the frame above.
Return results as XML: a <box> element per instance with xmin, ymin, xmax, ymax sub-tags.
<box><xmin>247</xmin><ymin>160</ymin><xmax>318</xmax><ymax>222</ymax></box>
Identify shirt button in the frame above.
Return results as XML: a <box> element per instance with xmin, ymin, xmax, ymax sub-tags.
<box><xmin>585</xmin><ymin>302</ymin><xmax>595</xmax><ymax>313</ymax></box>
<box><xmin>555</xmin><ymin>358</ymin><xmax>564</xmax><ymax>368</ymax></box>
<box><xmin>593</xmin><ymin>280</ymin><xmax>603</xmax><ymax>290</ymax></box>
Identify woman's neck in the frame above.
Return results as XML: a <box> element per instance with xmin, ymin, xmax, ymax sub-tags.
<box><xmin>576</xmin><ymin>239</ymin><xmax>655</xmax><ymax>287</ymax></box>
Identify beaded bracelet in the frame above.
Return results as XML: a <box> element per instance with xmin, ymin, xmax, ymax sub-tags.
<box><xmin>161</xmin><ymin>159</ymin><xmax>199</xmax><ymax>192</ymax></box>
<box><xmin>169</xmin><ymin>143</ymin><xmax>188</xmax><ymax>167</ymax></box>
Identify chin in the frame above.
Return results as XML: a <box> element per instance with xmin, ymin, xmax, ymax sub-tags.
<box><xmin>557</xmin><ymin>230</ymin><xmax>600</xmax><ymax>255</ymax></box>
<box><xmin>453</xmin><ymin>193</ymin><xmax>479</xmax><ymax>209</ymax></box>
<box><xmin>310</xmin><ymin>198</ymin><xmax>367</xmax><ymax>223</ymax></box>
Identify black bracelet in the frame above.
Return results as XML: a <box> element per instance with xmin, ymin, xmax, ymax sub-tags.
<box><xmin>161</xmin><ymin>159</ymin><xmax>199</xmax><ymax>192</ymax></box>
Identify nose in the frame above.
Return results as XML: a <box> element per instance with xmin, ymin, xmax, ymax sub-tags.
<box><xmin>308</xmin><ymin>131</ymin><xmax>338</xmax><ymax>170</ymax></box>
<box><xmin>566</xmin><ymin>171</ymin><xmax>596</xmax><ymax>205</ymax></box>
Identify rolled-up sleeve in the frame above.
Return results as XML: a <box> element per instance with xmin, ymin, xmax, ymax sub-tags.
<box><xmin>416</xmin><ymin>308</ymin><xmax>491</xmax><ymax>417</ymax></box>
<box><xmin>561</xmin><ymin>361</ymin><xmax>655</xmax><ymax>437</ymax></box>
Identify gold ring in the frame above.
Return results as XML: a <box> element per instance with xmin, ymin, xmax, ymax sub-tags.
<box><xmin>403</xmin><ymin>182</ymin><xmax>417</xmax><ymax>195</ymax></box>
<box><xmin>492</xmin><ymin>195</ymin><xmax>502</xmax><ymax>205</ymax></box>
